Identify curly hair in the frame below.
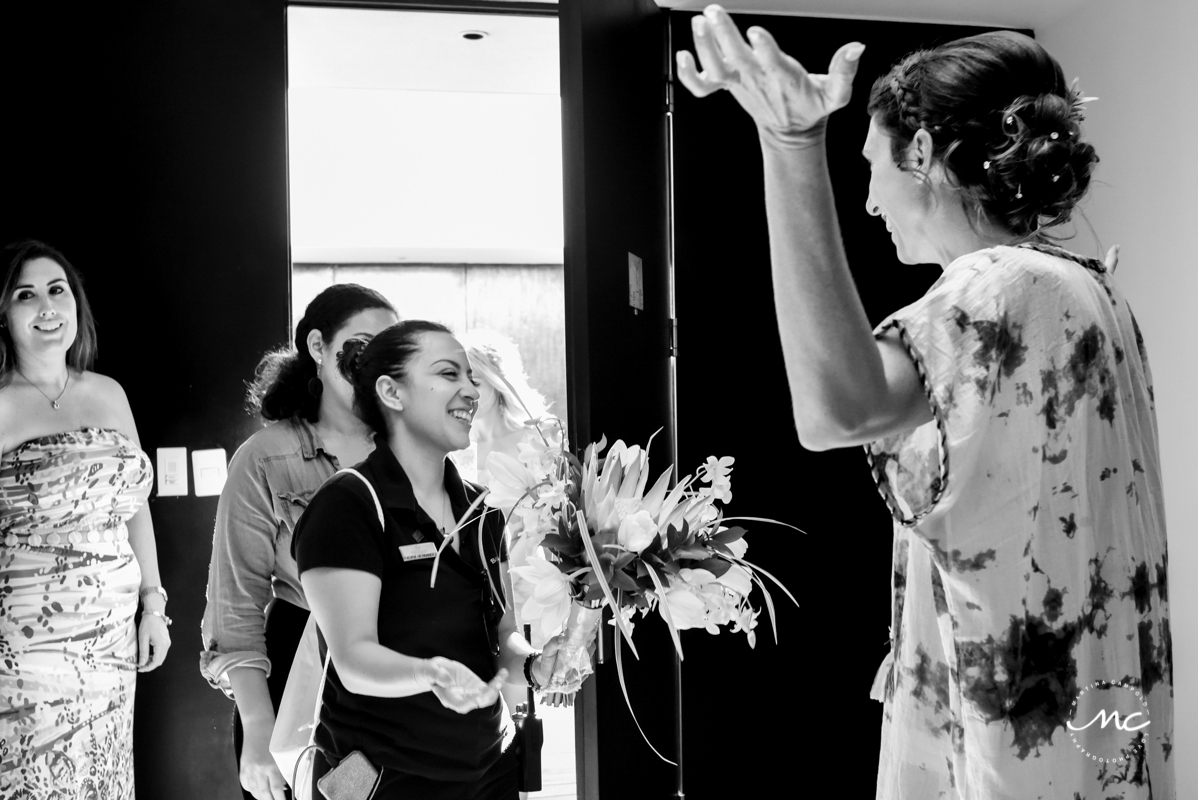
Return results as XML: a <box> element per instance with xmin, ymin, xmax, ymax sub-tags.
<box><xmin>867</xmin><ymin>30</ymin><xmax>1099</xmax><ymax>239</ymax></box>
<box><xmin>247</xmin><ymin>284</ymin><xmax>394</xmax><ymax>421</ymax></box>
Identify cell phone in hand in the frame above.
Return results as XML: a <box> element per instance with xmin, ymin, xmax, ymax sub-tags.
<box><xmin>317</xmin><ymin>750</ymin><xmax>380</xmax><ymax>800</ymax></box>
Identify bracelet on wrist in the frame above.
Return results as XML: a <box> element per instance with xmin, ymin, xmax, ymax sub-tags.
<box><xmin>139</xmin><ymin>585</ymin><xmax>169</xmax><ymax>604</ymax></box>
<box><xmin>523</xmin><ymin>653</ymin><xmax>542</xmax><ymax>691</ymax></box>
<box><xmin>142</xmin><ymin>609</ymin><xmax>172</xmax><ymax>627</ymax></box>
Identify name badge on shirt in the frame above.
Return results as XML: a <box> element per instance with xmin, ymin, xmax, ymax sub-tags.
<box><xmin>399</xmin><ymin>542</ymin><xmax>438</xmax><ymax>562</ymax></box>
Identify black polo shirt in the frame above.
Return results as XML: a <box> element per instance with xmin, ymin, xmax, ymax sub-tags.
<box><xmin>292</xmin><ymin>439</ymin><xmax>509</xmax><ymax>781</ymax></box>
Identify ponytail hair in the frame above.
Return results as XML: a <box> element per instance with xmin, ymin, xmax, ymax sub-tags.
<box><xmin>247</xmin><ymin>284</ymin><xmax>394</xmax><ymax>421</ymax></box>
<box><xmin>338</xmin><ymin>319</ymin><xmax>452</xmax><ymax>436</ymax></box>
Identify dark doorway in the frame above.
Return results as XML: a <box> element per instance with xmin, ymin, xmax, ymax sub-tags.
<box><xmin>668</xmin><ymin>11</ymin><xmax>1026</xmax><ymax>799</ymax></box>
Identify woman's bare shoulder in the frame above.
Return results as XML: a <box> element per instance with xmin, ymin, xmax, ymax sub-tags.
<box><xmin>76</xmin><ymin>371</ymin><xmax>139</xmax><ymax>440</ymax></box>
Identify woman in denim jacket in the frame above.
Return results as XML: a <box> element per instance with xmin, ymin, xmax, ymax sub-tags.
<box><xmin>201</xmin><ymin>284</ymin><xmax>398</xmax><ymax>800</ymax></box>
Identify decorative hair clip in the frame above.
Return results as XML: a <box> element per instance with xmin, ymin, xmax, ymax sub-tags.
<box><xmin>1050</xmin><ymin>132</ymin><xmax>1060</xmax><ymax>140</ymax></box>
<box><xmin>983</xmin><ymin>160</ymin><xmax>991</xmax><ymax>170</ymax></box>
<box><xmin>1052</xmin><ymin>174</ymin><xmax>1060</xmax><ymax>182</ymax></box>
<box><xmin>1016</xmin><ymin>185</ymin><xmax>1023</xmax><ymax>200</ymax></box>
<box><xmin>1006</xmin><ymin>115</ymin><xmax>1015</xmax><ymax>125</ymax></box>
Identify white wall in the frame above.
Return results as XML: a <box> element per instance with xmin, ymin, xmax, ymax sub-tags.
<box><xmin>1041</xmin><ymin>1</ymin><xmax>1197</xmax><ymax>793</ymax></box>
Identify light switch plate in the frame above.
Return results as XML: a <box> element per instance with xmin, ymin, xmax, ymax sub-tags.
<box><xmin>156</xmin><ymin>447</ymin><xmax>188</xmax><ymax>497</ymax></box>
<box><xmin>191</xmin><ymin>448</ymin><xmax>229</xmax><ymax>497</ymax></box>
<box><xmin>628</xmin><ymin>252</ymin><xmax>644</xmax><ymax>311</ymax></box>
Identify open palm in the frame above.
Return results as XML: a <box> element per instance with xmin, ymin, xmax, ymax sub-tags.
<box><xmin>676</xmin><ymin>5</ymin><xmax>864</xmax><ymax>144</ymax></box>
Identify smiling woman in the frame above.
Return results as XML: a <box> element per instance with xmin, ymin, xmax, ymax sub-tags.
<box><xmin>290</xmin><ymin>320</ymin><xmax>564</xmax><ymax>799</ymax></box>
<box><xmin>0</xmin><ymin>239</ymin><xmax>170</xmax><ymax>800</ymax></box>
<box><xmin>677</xmin><ymin>7</ymin><xmax>1172</xmax><ymax>799</ymax></box>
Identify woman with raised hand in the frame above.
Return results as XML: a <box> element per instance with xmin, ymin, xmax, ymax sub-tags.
<box><xmin>0</xmin><ymin>240</ymin><xmax>169</xmax><ymax>799</ymax></box>
<box><xmin>292</xmin><ymin>320</ymin><xmax>547</xmax><ymax>800</ymax></box>
<box><xmin>201</xmin><ymin>284</ymin><xmax>397</xmax><ymax>800</ymax></box>
<box><xmin>679</xmin><ymin>7</ymin><xmax>1172</xmax><ymax>799</ymax></box>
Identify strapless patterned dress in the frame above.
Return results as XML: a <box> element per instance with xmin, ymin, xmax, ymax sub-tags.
<box><xmin>0</xmin><ymin>428</ymin><xmax>153</xmax><ymax>800</ymax></box>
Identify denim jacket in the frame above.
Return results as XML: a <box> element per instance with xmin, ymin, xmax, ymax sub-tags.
<box><xmin>199</xmin><ymin>417</ymin><xmax>342</xmax><ymax>695</ymax></box>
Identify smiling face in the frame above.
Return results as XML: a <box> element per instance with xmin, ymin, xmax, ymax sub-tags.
<box><xmin>313</xmin><ymin>307</ymin><xmax>400</xmax><ymax>421</ymax></box>
<box><xmin>863</xmin><ymin>116</ymin><xmax>939</xmax><ymax>265</ymax></box>
<box><xmin>3</xmin><ymin>257</ymin><xmax>78</xmax><ymax>365</ymax></box>
<box><xmin>390</xmin><ymin>331</ymin><xmax>480</xmax><ymax>454</ymax></box>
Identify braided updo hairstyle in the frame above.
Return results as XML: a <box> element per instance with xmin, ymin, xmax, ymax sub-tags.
<box><xmin>247</xmin><ymin>284</ymin><xmax>394</xmax><ymax>421</ymax></box>
<box><xmin>867</xmin><ymin>30</ymin><xmax>1099</xmax><ymax>238</ymax></box>
<box><xmin>338</xmin><ymin>320</ymin><xmax>452</xmax><ymax>436</ymax></box>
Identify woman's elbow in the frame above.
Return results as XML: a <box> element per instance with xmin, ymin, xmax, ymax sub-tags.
<box><xmin>794</xmin><ymin>412</ymin><xmax>865</xmax><ymax>452</ymax></box>
<box><xmin>335</xmin><ymin>662</ymin><xmax>374</xmax><ymax>696</ymax></box>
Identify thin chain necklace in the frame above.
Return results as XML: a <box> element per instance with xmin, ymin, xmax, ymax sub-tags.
<box><xmin>416</xmin><ymin>488</ymin><xmax>453</xmax><ymax>536</ymax></box>
<box><xmin>16</xmin><ymin>368</ymin><xmax>70</xmax><ymax>410</ymax></box>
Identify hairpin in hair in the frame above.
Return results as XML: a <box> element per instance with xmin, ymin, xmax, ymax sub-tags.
<box><xmin>983</xmin><ymin>160</ymin><xmax>991</xmax><ymax>170</ymax></box>
<box><xmin>1052</xmin><ymin>174</ymin><xmax>1060</xmax><ymax>182</ymax></box>
<box><xmin>1016</xmin><ymin>185</ymin><xmax>1023</xmax><ymax>200</ymax></box>
<box><xmin>1006</xmin><ymin>115</ymin><xmax>1015</xmax><ymax>125</ymax></box>
<box><xmin>1050</xmin><ymin>132</ymin><xmax>1060</xmax><ymax>140</ymax></box>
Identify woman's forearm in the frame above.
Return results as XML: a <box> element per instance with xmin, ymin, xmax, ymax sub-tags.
<box><xmin>228</xmin><ymin>666</ymin><xmax>276</xmax><ymax>729</ymax></box>
<box><xmin>760</xmin><ymin>135</ymin><xmax>891</xmax><ymax>445</ymax></box>
<box><xmin>334</xmin><ymin>641</ymin><xmax>435</xmax><ymax>698</ymax></box>
<box><xmin>126</xmin><ymin>504</ymin><xmax>164</xmax><ymax>596</ymax></box>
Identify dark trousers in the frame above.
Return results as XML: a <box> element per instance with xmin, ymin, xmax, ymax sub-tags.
<box><xmin>231</xmin><ymin>599</ymin><xmax>310</xmax><ymax>800</ymax></box>
<box><xmin>312</xmin><ymin>745</ymin><xmax>519</xmax><ymax>800</ymax></box>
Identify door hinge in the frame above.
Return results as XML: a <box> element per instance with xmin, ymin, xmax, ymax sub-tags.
<box><xmin>665</xmin><ymin>79</ymin><xmax>675</xmax><ymax>114</ymax></box>
<box><xmin>669</xmin><ymin>318</ymin><xmax>679</xmax><ymax>357</ymax></box>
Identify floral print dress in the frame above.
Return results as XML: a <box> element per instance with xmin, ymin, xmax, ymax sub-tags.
<box><xmin>0</xmin><ymin>428</ymin><xmax>153</xmax><ymax>800</ymax></box>
<box><xmin>867</xmin><ymin>244</ymin><xmax>1173</xmax><ymax>800</ymax></box>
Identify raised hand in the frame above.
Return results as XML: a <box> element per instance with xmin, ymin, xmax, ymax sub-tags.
<box><xmin>425</xmin><ymin>656</ymin><xmax>508</xmax><ymax>715</ymax></box>
<box><xmin>676</xmin><ymin>5</ymin><xmax>865</xmax><ymax>147</ymax></box>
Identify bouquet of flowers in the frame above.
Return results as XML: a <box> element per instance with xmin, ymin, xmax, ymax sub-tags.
<box><xmin>483</xmin><ymin>418</ymin><xmax>799</xmax><ymax>756</ymax></box>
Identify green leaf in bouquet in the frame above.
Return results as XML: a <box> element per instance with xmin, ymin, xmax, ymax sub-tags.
<box><xmin>592</xmin><ymin>529</ymin><xmax>617</xmax><ymax>548</ymax></box>
<box><xmin>642</xmin><ymin>551</ymin><xmax>681</xmax><ymax>577</ymax></box>
<box><xmin>542</xmin><ymin>533</ymin><xmax>583</xmax><ymax>555</ymax></box>
<box><xmin>610</xmin><ymin>568</ymin><xmax>640</xmax><ymax>593</ymax></box>
<box><xmin>609</xmin><ymin>550</ymin><xmax>637</xmax><ymax>571</ymax></box>
<box><xmin>666</xmin><ymin>521</ymin><xmax>690</xmax><ymax>553</ymax></box>
<box><xmin>690</xmin><ymin>557</ymin><xmax>732</xmax><ymax>578</ymax></box>
<box><xmin>710</xmin><ymin>526</ymin><xmax>748</xmax><ymax>544</ymax></box>
<box><xmin>707</xmin><ymin>540</ymin><xmax>733</xmax><ymax>557</ymax></box>
<box><xmin>582</xmin><ymin>583</ymin><xmax>605</xmax><ymax>603</ymax></box>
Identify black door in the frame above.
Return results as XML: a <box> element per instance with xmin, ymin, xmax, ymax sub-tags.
<box><xmin>0</xmin><ymin>2</ymin><xmax>290</xmax><ymax>797</ymax></box>
<box><xmin>561</xmin><ymin>1</ymin><xmax>677</xmax><ymax>797</ymax></box>
<box><xmin>668</xmin><ymin>12</ymin><xmax>1023</xmax><ymax>799</ymax></box>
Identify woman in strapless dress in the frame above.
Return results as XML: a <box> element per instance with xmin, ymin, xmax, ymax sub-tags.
<box><xmin>0</xmin><ymin>240</ymin><xmax>171</xmax><ymax>800</ymax></box>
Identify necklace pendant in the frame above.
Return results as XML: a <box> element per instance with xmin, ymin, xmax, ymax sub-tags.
<box><xmin>51</xmin><ymin>401</ymin><xmax>60</xmax><ymax>410</ymax></box>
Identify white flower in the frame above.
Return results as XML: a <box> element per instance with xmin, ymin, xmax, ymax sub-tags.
<box><xmin>725</xmin><ymin>537</ymin><xmax>748</xmax><ymax>560</ymax></box>
<box><xmin>510</xmin><ymin>556</ymin><xmax>573</xmax><ymax>641</ymax></box>
<box><xmin>608</xmin><ymin>603</ymin><xmax>640</xmax><ymax>638</ymax></box>
<box><xmin>731</xmin><ymin>605</ymin><xmax>760</xmax><ymax>649</ymax></box>
<box><xmin>484</xmin><ymin>451</ymin><xmax>541</xmax><ymax>512</ymax></box>
<box><xmin>617</xmin><ymin>510</ymin><xmax>659</xmax><ymax>553</ymax></box>
<box><xmin>535</xmin><ymin>478</ymin><xmax>570</xmax><ymax>511</ymax></box>
<box><xmin>717</xmin><ymin>565</ymin><xmax>753</xmax><ymax>597</ymax></box>
<box><xmin>698</xmin><ymin>456</ymin><xmax>734</xmax><ymax>503</ymax></box>
<box><xmin>659</xmin><ymin>586</ymin><xmax>707</xmax><ymax>630</ymax></box>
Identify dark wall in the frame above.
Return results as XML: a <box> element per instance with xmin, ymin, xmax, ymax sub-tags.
<box><xmin>669</xmin><ymin>12</ymin><xmax>1025</xmax><ymax>799</ymax></box>
<box><xmin>560</xmin><ymin>1</ymin><xmax>676</xmax><ymax>797</ymax></box>
<box><xmin>1</xmin><ymin>2</ymin><xmax>290</xmax><ymax>796</ymax></box>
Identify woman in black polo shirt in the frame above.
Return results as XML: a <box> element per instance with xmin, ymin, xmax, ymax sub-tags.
<box><xmin>292</xmin><ymin>320</ymin><xmax>539</xmax><ymax>800</ymax></box>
